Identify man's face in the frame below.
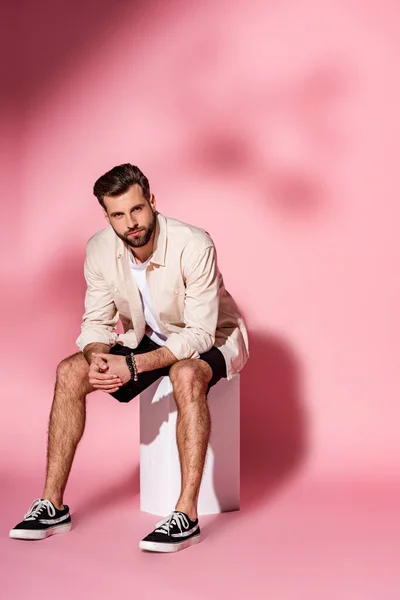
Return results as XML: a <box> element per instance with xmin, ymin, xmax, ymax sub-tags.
<box><xmin>103</xmin><ymin>184</ymin><xmax>157</xmax><ymax>249</ymax></box>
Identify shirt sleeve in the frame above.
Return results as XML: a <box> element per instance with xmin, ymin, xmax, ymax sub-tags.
<box><xmin>165</xmin><ymin>244</ymin><xmax>219</xmax><ymax>360</ymax></box>
<box><xmin>75</xmin><ymin>243</ymin><xmax>119</xmax><ymax>352</ymax></box>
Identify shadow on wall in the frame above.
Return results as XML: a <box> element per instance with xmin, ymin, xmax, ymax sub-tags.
<box><xmin>1</xmin><ymin>0</ymin><xmax>159</xmax><ymax>110</ymax></box>
<box><xmin>239</xmin><ymin>331</ymin><xmax>307</xmax><ymax>509</ymax></box>
<box><xmin>180</xmin><ymin>61</ymin><xmax>352</xmax><ymax>221</ymax></box>
<box><xmin>202</xmin><ymin>330</ymin><xmax>307</xmax><ymax>539</ymax></box>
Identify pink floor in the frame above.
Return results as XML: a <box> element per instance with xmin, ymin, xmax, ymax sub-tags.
<box><xmin>2</xmin><ymin>437</ymin><xmax>399</xmax><ymax>599</ymax></box>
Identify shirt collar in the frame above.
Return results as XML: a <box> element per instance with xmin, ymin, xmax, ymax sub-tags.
<box><xmin>150</xmin><ymin>212</ymin><xmax>167</xmax><ymax>266</ymax></box>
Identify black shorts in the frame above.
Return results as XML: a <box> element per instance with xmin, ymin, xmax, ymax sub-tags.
<box><xmin>108</xmin><ymin>335</ymin><xmax>227</xmax><ymax>403</ymax></box>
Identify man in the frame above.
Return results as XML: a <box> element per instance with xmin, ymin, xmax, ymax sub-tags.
<box><xmin>10</xmin><ymin>163</ymin><xmax>249</xmax><ymax>553</ymax></box>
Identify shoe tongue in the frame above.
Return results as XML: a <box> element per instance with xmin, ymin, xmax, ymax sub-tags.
<box><xmin>174</xmin><ymin>510</ymin><xmax>187</xmax><ymax>518</ymax></box>
<box><xmin>40</xmin><ymin>499</ymin><xmax>57</xmax><ymax>508</ymax></box>
<box><xmin>174</xmin><ymin>510</ymin><xmax>195</xmax><ymax>523</ymax></box>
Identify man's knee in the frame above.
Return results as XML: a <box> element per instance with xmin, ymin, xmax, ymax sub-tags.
<box><xmin>170</xmin><ymin>359</ymin><xmax>212</xmax><ymax>399</ymax></box>
<box><xmin>56</xmin><ymin>352</ymin><xmax>89</xmax><ymax>384</ymax></box>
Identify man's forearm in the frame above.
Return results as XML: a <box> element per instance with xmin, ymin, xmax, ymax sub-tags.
<box><xmin>135</xmin><ymin>346</ymin><xmax>178</xmax><ymax>374</ymax></box>
<box><xmin>83</xmin><ymin>342</ymin><xmax>111</xmax><ymax>365</ymax></box>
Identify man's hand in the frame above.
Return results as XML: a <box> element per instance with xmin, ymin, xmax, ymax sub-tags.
<box><xmin>83</xmin><ymin>342</ymin><xmax>111</xmax><ymax>366</ymax></box>
<box><xmin>83</xmin><ymin>342</ymin><xmax>122</xmax><ymax>392</ymax></box>
<box><xmin>91</xmin><ymin>353</ymin><xmax>131</xmax><ymax>390</ymax></box>
<box><xmin>88</xmin><ymin>358</ymin><xmax>123</xmax><ymax>392</ymax></box>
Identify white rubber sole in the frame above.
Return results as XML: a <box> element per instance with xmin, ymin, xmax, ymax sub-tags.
<box><xmin>139</xmin><ymin>533</ymin><xmax>201</xmax><ymax>553</ymax></box>
<box><xmin>9</xmin><ymin>521</ymin><xmax>72</xmax><ymax>540</ymax></box>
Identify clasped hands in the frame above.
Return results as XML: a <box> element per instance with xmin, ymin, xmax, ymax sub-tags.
<box><xmin>89</xmin><ymin>353</ymin><xmax>132</xmax><ymax>392</ymax></box>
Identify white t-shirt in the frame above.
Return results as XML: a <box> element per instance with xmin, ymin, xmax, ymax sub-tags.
<box><xmin>129</xmin><ymin>252</ymin><xmax>167</xmax><ymax>346</ymax></box>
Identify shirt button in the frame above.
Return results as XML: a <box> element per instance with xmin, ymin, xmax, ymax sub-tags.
<box><xmin>174</xmin><ymin>289</ymin><xmax>179</xmax><ymax>295</ymax></box>
<box><xmin>113</xmin><ymin>287</ymin><xmax>118</xmax><ymax>293</ymax></box>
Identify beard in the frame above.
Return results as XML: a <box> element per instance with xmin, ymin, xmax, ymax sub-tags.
<box><xmin>114</xmin><ymin>210</ymin><xmax>157</xmax><ymax>248</ymax></box>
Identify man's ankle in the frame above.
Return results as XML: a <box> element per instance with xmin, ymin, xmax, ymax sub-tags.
<box><xmin>175</xmin><ymin>501</ymin><xmax>197</xmax><ymax>521</ymax></box>
<box><xmin>42</xmin><ymin>493</ymin><xmax>64</xmax><ymax>511</ymax></box>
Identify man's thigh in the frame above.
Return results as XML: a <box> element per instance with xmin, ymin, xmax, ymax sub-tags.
<box><xmin>198</xmin><ymin>346</ymin><xmax>227</xmax><ymax>392</ymax></box>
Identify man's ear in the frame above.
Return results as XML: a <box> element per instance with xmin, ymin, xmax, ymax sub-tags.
<box><xmin>103</xmin><ymin>210</ymin><xmax>110</xmax><ymax>223</ymax></box>
<box><xmin>149</xmin><ymin>193</ymin><xmax>156</xmax><ymax>211</ymax></box>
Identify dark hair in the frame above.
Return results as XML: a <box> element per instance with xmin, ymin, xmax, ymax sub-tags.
<box><xmin>93</xmin><ymin>163</ymin><xmax>151</xmax><ymax>209</ymax></box>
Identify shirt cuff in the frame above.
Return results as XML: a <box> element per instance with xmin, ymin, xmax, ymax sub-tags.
<box><xmin>165</xmin><ymin>333</ymin><xmax>201</xmax><ymax>361</ymax></box>
<box><xmin>76</xmin><ymin>329</ymin><xmax>118</xmax><ymax>352</ymax></box>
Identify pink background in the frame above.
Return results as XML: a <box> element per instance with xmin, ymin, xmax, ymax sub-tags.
<box><xmin>1</xmin><ymin>1</ymin><xmax>399</xmax><ymax>598</ymax></box>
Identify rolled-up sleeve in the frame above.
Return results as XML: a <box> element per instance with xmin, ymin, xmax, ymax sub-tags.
<box><xmin>75</xmin><ymin>243</ymin><xmax>119</xmax><ymax>352</ymax></box>
<box><xmin>165</xmin><ymin>244</ymin><xmax>219</xmax><ymax>360</ymax></box>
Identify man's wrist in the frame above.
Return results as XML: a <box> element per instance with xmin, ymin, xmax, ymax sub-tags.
<box><xmin>126</xmin><ymin>353</ymin><xmax>139</xmax><ymax>382</ymax></box>
<box><xmin>134</xmin><ymin>353</ymin><xmax>143</xmax><ymax>374</ymax></box>
<box><xmin>134</xmin><ymin>347</ymin><xmax>177</xmax><ymax>373</ymax></box>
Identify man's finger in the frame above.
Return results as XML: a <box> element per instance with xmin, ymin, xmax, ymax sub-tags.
<box><xmin>90</xmin><ymin>374</ymin><xmax>121</xmax><ymax>383</ymax></box>
<box><xmin>89</xmin><ymin>368</ymin><xmax>116</xmax><ymax>377</ymax></box>
<box><xmin>92</xmin><ymin>353</ymin><xmax>107</xmax><ymax>361</ymax></box>
<box><xmin>93</xmin><ymin>353</ymin><xmax>110</xmax><ymax>360</ymax></box>
<box><xmin>92</xmin><ymin>357</ymin><xmax>109</xmax><ymax>372</ymax></box>
<box><xmin>90</xmin><ymin>382</ymin><xmax>122</xmax><ymax>389</ymax></box>
<box><xmin>93</xmin><ymin>383</ymin><xmax>121</xmax><ymax>391</ymax></box>
<box><xmin>89</xmin><ymin>377</ymin><xmax>122</xmax><ymax>385</ymax></box>
<box><xmin>91</xmin><ymin>381</ymin><xmax>121</xmax><ymax>388</ymax></box>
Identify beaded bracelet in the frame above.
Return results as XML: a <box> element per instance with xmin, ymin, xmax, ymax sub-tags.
<box><xmin>125</xmin><ymin>352</ymin><xmax>139</xmax><ymax>382</ymax></box>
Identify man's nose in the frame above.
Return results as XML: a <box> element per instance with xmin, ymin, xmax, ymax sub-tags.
<box><xmin>126</xmin><ymin>214</ymin><xmax>137</xmax><ymax>229</ymax></box>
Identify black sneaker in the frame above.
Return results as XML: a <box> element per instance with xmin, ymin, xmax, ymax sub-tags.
<box><xmin>139</xmin><ymin>511</ymin><xmax>201</xmax><ymax>553</ymax></box>
<box><xmin>9</xmin><ymin>499</ymin><xmax>72</xmax><ymax>540</ymax></box>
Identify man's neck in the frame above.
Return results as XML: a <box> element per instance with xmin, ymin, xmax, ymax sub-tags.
<box><xmin>130</xmin><ymin>248</ymin><xmax>152</xmax><ymax>265</ymax></box>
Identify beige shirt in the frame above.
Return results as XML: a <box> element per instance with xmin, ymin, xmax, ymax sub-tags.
<box><xmin>76</xmin><ymin>212</ymin><xmax>249</xmax><ymax>380</ymax></box>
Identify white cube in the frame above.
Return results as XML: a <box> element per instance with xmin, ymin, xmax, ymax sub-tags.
<box><xmin>140</xmin><ymin>375</ymin><xmax>240</xmax><ymax>516</ymax></box>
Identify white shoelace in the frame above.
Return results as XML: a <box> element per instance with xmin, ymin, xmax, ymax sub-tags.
<box><xmin>155</xmin><ymin>512</ymin><xmax>190</xmax><ymax>536</ymax></box>
<box><xmin>24</xmin><ymin>499</ymin><xmax>56</xmax><ymax>521</ymax></box>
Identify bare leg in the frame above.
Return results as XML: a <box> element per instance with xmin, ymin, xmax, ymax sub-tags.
<box><xmin>42</xmin><ymin>353</ymin><xmax>94</xmax><ymax>509</ymax></box>
<box><xmin>169</xmin><ymin>359</ymin><xmax>212</xmax><ymax>520</ymax></box>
